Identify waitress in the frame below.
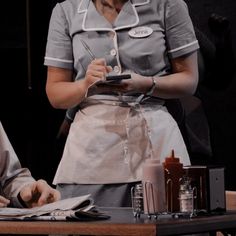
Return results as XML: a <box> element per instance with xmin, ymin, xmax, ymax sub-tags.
<box><xmin>44</xmin><ymin>0</ymin><xmax>199</xmax><ymax>207</ymax></box>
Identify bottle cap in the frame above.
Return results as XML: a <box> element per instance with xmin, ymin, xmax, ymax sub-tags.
<box><xmin>180</xmin><ymin>176</ymin><xmax>192</xmax><ymax>190</ymax></box>
<box><xmin>164</xmin><ymin>150</ymin><xmax>180</xmax><ymax>163</ymax></box>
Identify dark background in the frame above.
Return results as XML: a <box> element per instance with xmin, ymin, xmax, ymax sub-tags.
<box><xmin>0</xmin><ymin>0</ymin><xmax>236</xmax><ymax>189</ymax></box>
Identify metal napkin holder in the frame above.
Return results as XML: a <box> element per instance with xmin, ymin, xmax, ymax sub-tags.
<box><xmin>131</xmin><ymin>180</ymin><xmax>197</xmax><ymax>219</ymax></box>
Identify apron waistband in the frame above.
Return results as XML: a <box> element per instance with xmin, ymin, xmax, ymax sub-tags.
<box><xmin>82</xmin><ymin>94</ymin><xmax>165</xmax><ymax>107</ymax></box>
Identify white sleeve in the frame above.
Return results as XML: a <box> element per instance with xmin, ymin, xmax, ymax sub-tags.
<box><xmin>0</xmin><ymin>122</ymin><xmax>35</xmax><ymax>207</ymax></box>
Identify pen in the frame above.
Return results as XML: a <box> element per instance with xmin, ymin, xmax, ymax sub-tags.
<box><xmin>80</xmin><ymin>38</ymin><xmax>96</xmax><ymax>60</ymax></box>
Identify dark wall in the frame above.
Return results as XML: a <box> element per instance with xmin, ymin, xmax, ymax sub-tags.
<box><xmin>0</xmin><ymin>0</ymin><xmax>65</xmax><ymax>183</ymax></box>
<box><xmin>186</xmin><ymin>0</ymin><xmax>236</xmax><ymax>190</ymax></box>
<box><xmin>1</xmin><ymin>0</ymin><xmax>236</xmax><ymax>189</ymax></box>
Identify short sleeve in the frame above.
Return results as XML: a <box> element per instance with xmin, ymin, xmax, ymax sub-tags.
<box><xmin>165</xmin><ymin>0</ymin><xmax>199</xmax><ymax>59</ymax></box>
<box><xmin>44</xmin><ymin>3</ymin><xmax>73</xmax><ymax>69</ymax></box>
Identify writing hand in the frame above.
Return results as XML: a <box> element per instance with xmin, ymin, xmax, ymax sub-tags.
<box><xmin>85</xmin><ymin>58</ymin><xmax>112</xmax><ymax>85</ymax></box>
<box><xmin>85</xmin><ymin>58</ymin><xmax>113</xmax><ymax>96</ymax></box>
<box><xmin>19</xmin><ymin>179</ymin><xmax>61</xmax><ymax>208</ymax></box>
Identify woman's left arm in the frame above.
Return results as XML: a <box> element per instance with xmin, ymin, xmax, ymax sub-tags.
<box><xmin>150</xmin><ymin>51</ymin><xmax>199</xmax><ymax>99</ymax></box>
<box><xmin>110</xmin><ymin>51</ymin><xmax>198</xmax><ymax>99</ymax></box>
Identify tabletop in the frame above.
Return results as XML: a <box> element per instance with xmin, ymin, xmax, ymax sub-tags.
<box><xmin>0</xmin><ymin>207</ymin><xmax>236</xmax><ymax>236</ymax></box>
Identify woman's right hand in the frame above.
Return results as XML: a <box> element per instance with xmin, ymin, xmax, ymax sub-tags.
<box><xmin>46</xmin><ymin>58</ymin><xmax>113</xmax><ymax>109</ymax></box>
<box><xmin>85</xmin><ymin>58</ymin><xmax>112</xmax><ymax>87</ymax></box>
<box><xmin>0</xmin><ymin>196</ymin><xmax>10</xmax><ymax>207</ymax></box>
<box><xmin>85</xmin><ymin>58</ymin><xmax>113</xmax><ymax>96</ymax></box>
<box><xmin>46</xmin><ymin>58</ymin><xmax>112</xmax><ymax>109</ymax></box>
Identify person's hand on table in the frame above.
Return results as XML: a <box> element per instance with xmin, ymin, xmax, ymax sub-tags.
<box><xmin>0</xmin><ymin>196</ymin><xmax>10</xmax><ymax>207</ymax></box>
<box><xmin>19</xmin><ymin>179</ymin><xmax>61</xmax><ymax>208</ymax></box>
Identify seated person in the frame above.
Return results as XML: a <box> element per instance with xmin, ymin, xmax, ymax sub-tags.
<box><xmin>0</xmin><ymin>121</ymin><xmax>60</xmax><ymax>208</ymax></box>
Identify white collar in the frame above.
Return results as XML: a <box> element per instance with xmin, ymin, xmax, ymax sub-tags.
<box><xmin>77</xmin><ymin>0</ymin><xmax>150</xmax><ymax>13</ymax></box>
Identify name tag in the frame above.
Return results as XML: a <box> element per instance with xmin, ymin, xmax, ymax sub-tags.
<box><xmin>128</xmin><ymin>26</ymin><xmax>153</xmax><ymax>38</ymax></box>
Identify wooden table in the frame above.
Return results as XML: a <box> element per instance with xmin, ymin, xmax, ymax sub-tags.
<box><xmin>0</xmin><ymin>208</ymin><xmax>236</xmax><ymax>235</ymax></box>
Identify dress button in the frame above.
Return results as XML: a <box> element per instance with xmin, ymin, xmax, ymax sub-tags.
<box><xmin>113</xmin><ymin>66</ymin><xmax>120</xmax><ymax>73</ymax></box>
<box><xmin>110</xmin><ymin>49</ymin><xmax>117</xmax><ymax>56</ymax></box>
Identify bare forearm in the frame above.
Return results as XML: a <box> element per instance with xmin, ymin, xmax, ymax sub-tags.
<box><xmin>111</xmin><ymin>52</ymin><xmax>198</xmax><ymax>98</ymax></box>
<box><xmin>46</xmin><ymin>79</ymin><xmax>88</xmax><ymax>109</ymax></box>
<box><xmin>151</xmin><ymin>71</ymin><xmax>198</xmax><ymax>99</ymax></box>
<box><xmin>151</xmin><ymin>52</ymin><xmax>199</xmax><ymax>98</ymax></box>
<box><xmin>46</xmin><ymin>60</ymin><xmax>111</xmax><ymax>109</ymax></box>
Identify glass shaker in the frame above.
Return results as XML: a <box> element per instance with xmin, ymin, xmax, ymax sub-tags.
<box><xmin>131</xmin><ymin>183</ymin><xmax>144</xmax><ymax>217</ymax></box>
<box><xmin>179</xmin><ymin>176</ymin><xmax>195</xmax><ymax>215</ymax></box>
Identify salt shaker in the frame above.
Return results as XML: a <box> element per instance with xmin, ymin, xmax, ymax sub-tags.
<box><xmin>179</xmin><ymin>176</ymin><xmax>194</xmax><ymax>214</ymax></box>
<box><xmin>131</xmin><ymin>183</ymin><xmax>144</xmax><ymax>217</ymax></box>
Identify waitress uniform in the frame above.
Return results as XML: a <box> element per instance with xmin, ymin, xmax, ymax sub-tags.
<box><xmin>44</xmin><ymin>0</ymin><xmax>199</xmax><ymax>206</ymax></box>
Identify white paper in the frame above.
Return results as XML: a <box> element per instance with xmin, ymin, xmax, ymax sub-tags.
<box><xmin>0</xmin><ymin>194</ymin><xmax>93</xmax><ymax>220</ymax></box>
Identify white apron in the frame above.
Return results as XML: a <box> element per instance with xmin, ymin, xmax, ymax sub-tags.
<box><xmin>53</xmin><ymin>95</ymin><xmax>190</xmax><ymax>185</ymax></box>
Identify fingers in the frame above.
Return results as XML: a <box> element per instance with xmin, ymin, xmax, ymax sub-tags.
<box><xmin>20</xmin><ymin>180</ymin><xmax>61</xmax><ymax>208</ymax></box>
<box><xmin>106</xmin><ymin>65</ymin><xmax>113</xmax><ymax>73</ymax></box>
<box><xmin>20</xmin><ymin>182</ymin><xmax>37</xmax><ymax>203</ymax></box>
<box><xmin>36</xmin><ymin>180</ymin><xmax>61</xmax><ymax>206</ymax></box>
<box><xmin>86</xmin><ymin>58</ymin><xmax>111</xmax><ymax>83</ymax></box>
<box><xmin>0</xmin><ymin>196</ymin><xmax>10</xmax><ymax>207</ymax></box>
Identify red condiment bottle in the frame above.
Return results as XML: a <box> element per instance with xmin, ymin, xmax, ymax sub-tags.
<box><xmin>163</xmin><ymin>150</ymin><xmax>184</xmax><ymax>212</ymax></box>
